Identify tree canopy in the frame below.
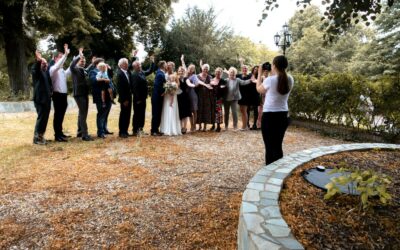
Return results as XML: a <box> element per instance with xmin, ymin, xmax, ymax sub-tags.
<box><xmin>260</xmin><ymin>0</ymin><xmax>396</xmax><ymax>41</ymax></box>
<box><xmin>160</xmin><ymin>7</ymin><xmax>277</xmax><ymax>71</ymax></box>
<box><xmin>0</xmin><ymin>0</ymin><xmax>175</xmax><ymax>96</ymax></box>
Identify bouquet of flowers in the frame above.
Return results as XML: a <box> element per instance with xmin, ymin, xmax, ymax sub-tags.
<box><xmin>163</xmin><ymin>81</ymin><xmax>179</xmax><ymax>95</ymax></box>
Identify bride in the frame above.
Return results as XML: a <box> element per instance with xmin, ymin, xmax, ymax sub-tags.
<box><xmin>160</xmin><ymin>73</ymin><xmax>182</xmax><ymax>136</ymax></box>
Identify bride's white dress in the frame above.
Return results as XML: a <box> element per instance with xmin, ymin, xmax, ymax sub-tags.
<box><xmin>160</xmin><ymin>93</ymin><xmax>182</xmax><ymax>136</ymax></box>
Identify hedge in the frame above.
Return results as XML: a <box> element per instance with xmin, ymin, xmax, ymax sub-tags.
<box><xmin>289</xmin><ymin>73</ymin><xmax>400</xmax><ymax>141</ymax></box>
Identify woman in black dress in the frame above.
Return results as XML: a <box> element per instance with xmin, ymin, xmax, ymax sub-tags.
<box><xmin>247</xmin><ymin>66</ymin><xmax>260</xmax><ymax>130</ymax></box>
<box><xmin>197</xmin><ymin>64</ymin><xmax>214</xmax><ymax>131</ymax></box>
<box><xmin>177</xmin><ymin>66</ymin><xmax>192</xmax><ymax>134</ymax></box>
<box><xmin>210</xmin><ymin>67</ymin><xmax>227</xmax><ymax>132</ymax></box>
<box><xmin>238</xmin><ymin>65</ymin><xmax>252</xmax><ymax>130</ymax></box>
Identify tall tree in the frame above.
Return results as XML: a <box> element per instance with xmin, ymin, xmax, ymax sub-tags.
<box><xmin>160</xmin><ymin>7</ymin><xmax>233</xmax><ymax>69</ymax></box>
<box><xmin>350</xmin><ymin>2</ymin><xmax>400</xmax><ymax>77</ymax></box>
<box><xmin>0</xmin><ymin>0</ymin><xmax>99</xmax><ymax>96</ymax></box>
<box><xmin>55</xmin><ymin>0</ymin><xmax>175</xmax><ymax>61</ymax></box>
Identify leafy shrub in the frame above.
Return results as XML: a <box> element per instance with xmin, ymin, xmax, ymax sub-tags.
<box><xmin>289</xmin><ymin>73</ymin><xmax>400</xmax><ymax>141</ymax></box>
<box><xmin>324</xmin><ymin>165</ymin><xmax>392</xmax><ymax>209</ymax></box>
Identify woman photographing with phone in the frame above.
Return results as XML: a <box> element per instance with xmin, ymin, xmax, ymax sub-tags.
<box><xmin>256</xmin><ymin>56</ymin><xmax>294</xmax><ymax>165</ymax></box>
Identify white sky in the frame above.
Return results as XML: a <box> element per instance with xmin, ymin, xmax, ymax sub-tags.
<box><xmin>170</xmin><ymin>0</ymin><xmax>323</xmax><ymax>51</ymax></box>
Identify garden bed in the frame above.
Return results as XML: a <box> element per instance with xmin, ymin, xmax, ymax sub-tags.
<box><xmin>280</xmin><ymin>149</ymin><xmax>400</xmax><ymax>249</ymax></box>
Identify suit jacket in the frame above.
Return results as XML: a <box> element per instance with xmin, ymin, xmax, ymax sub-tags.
<box><xmin>31</xmin><ymin>61</ymin><xmax>52</xmax><ymax>104</ymax></box>
<box><xmin>152</xmin><ymin>69</ymin><xmax>166</xmax><ymax>101</ymax></box>
<box><xmin>70</xmin><ymin>55</ymin><xmax>89</xmax><ymax>97</ymax></box>
<box><xmin>116</xmin><ymin>69</ymin><xmax>132</xmax><ymax>103</ymax></box>
<box><xmin>131</xmin><ymin>62</ymin><xmax>156</xmax><ymax>103</ymax></box>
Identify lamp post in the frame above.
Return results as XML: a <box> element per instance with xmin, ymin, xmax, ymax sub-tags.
<box><xmin>274</xmin><ymin>23</ymin><xmax>292</xmax><ymax>56</ymax></box>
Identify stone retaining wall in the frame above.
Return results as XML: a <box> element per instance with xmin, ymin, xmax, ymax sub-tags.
<box><xmin>0</xmin><ymin>97</ymin><xmax>77</xmax><ymax>113</ymax></box>
<box><xmin>238</xmin><ymin>143</ymin><xmax>400</xmax><ymax>250</ymax></box>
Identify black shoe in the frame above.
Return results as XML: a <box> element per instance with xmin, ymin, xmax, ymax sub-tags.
<box><xmin>82</xmin><ymin>135</ymin><xmax>94</xmax><ymax>141</ymax></box>
<box><xmin>33</xmin><ymin>137</ymin><xmax>47</xmax><ymax>145</ymax></box>
<box><xmin>55</xmin><ymin>136</ymin><xmax>68</xmax><ymax>142</ymax></box>
<box><xmin>61</xmin><ymin>134</ymin><xmax>72</xmax><ymax>138</ymax></box>
<box><xmin>216</xmin><ymin>127</ymin><xmax>221</xmax><ymax>132</ymax></box>
<box><xmin>98</xmin><ymin>134</ymin><xmax>106</xmax><ymax>139</ymax></box>
<box><xmin>77</xmin><ymin>133</ymin><xmax>82</xmax><ymax>138</ymax></box>
<box><xmin>119</xmin><ymin>133</ymin><xmax>128</xmax><ymax>138</ymax></box>
<box><xmin>105</xmin><ymin>131</ymin><xmax>113</xmax><ymax>135</ymax></box>
<box><xmin>130</xmin><ymin>132</ymin><xmax>137</xmax><ymax>137</ymax></box>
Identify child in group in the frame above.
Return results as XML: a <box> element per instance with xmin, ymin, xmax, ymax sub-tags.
<box><xmin>96</xmin><ymin>62</ymin><xmax>115</xmax><ymax>107</ymax></box>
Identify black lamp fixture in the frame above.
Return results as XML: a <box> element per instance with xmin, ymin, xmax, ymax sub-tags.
<box><xmin>274</xmin><ymin>23</ymin><xmax>292</xmax><ymax>56</ymax></box>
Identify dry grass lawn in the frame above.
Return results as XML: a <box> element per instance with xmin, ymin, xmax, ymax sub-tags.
<box><xmin>0</xmin><ymin>103</ymin><xmax>345</xmax><ymax>249</ymax></box>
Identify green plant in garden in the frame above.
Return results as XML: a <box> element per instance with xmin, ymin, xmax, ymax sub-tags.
<box><xmin>324</xmin><ymin>165</ymin><xmax>392</xmax><ymax>209</ymax></box>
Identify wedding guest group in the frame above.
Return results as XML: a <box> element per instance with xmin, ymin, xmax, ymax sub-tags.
<box><xmin>31</xmin><ymin>45</ymin><xmax>290</xmax><ymax>157</ymax></box>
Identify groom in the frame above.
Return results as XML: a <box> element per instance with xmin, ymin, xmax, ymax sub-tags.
<box><xmin>151</xmin><ymin>61</ymin><xmax>167</xmax><ymax>136</ymax></box>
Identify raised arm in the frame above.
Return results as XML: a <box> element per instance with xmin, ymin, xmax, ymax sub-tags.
<box><xmin>238</xmin><ymin>57</ymin><xmax>245</xmax><ymax>68</ymax></box>
<box><xmin>49</xmin><ymin>44</ymin><xmax>70</xmax><ymax>77</ymax></box>
<box><xmin>143</xmin><ymin>55</ymin><xmax>156</xmax><ymax>76</ymax></box>
<box><xmin>32</xmin><ymin>50</ymin><xmax>43</xmax><ymax>78</ymax></box>
<box><xmin>181</xmin><ymin>54</ymin><xmax>187</xmax><ymax>71</ymax></box>
<box><xmin>70</xmin><ymin>47</ymin><xmax>84</xmax><ymax>72</ymax></box>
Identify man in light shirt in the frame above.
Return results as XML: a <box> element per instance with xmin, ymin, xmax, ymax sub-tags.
<box><xmin>49</xmin><ymin>44</ymin><xmax>71</xmax><ymax>142</ymax></box>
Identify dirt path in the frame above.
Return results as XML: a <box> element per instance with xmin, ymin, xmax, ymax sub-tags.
<box><xmin>0</xmin><ymin>107</ymin><xmax>346</xmax><ymax>249</ymax></box>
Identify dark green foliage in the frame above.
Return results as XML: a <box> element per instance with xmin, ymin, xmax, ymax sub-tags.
<box><xmin>55</xmin><ymin>0</ymin><xmax>175</xmax><ymax>61</ymax></box>
<box><xmin>289</xmin><ymin>73</ymin><xmax>400</xmax><ymax>140</ymax></box>
<box><xmin>260</xmin><ymin>0</ymin><xmax>396</xmax><ymax>41</ymax></box>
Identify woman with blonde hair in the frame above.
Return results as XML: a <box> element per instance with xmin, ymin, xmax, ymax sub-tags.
<box><xmin>223</xmin><ymin>67</ymin><xmax>253</xmax><ymax>130</ymax></box>
<box><xmin>196</xmin><ymin>63</ymin><xmax>215</xmax><ymax>131</ymax></box>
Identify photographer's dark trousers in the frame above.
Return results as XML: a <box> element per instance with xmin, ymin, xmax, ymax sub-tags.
<box><xmin>74</xmin><ymin>95</ymin><xmax>89</xmax><ymax>137</ymax></box>
<box><xmin>52</xmin><ymin>92</ymin><xmax>68</xmax><ymax>138</ymax></box>
<box><xmin>34</xmin><ymin>101</ymin><xmax>51</xmax><ymax>137</ymax></box>
<box><xmin>133</xmin><ymin>100</ymin><xmax>146</xmax><ymax>133</ymax></box>
<box><xmin>261</xmin><ymin>111</ymin><xmax>289</xmax><ymax>165</ymax></box>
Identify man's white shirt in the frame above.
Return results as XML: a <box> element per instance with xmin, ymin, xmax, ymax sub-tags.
<box><xmin>49</xmin><ymin>54</ymin><xmax>71</xmax><ymax>93</ymax></box>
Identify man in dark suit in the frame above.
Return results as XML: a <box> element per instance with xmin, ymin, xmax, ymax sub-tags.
<box><xmin>131</xmin><ymin>55</ymin><xmax>156</xmax><ymax>135</ymax></box>
<box><xmin>89</xmin><ymin>58</ymin><xmax>112</xmax><ymax>138</ymax></box>
<box><xmin>151</xmin><ymin>61</ymin><xmax>167</xmax><ymax>136</ymax></box>
<box><xmin>32</xmin><ymin>50</ymin><xmax>52</xmax><ymax>145</ymax></box>
<box><xmin>116</xmin><ymin>58</ymin><xmax>132</xmax><ymax>138</ymax></box>
<box><xmin>70</xmin><ymin>48</ymin><xmax>93</xmax><ymax>141</ymax></box>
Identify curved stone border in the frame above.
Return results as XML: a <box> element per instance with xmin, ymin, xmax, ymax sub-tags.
<box><xmin>0</xmin><ymin>97</ymin><xmax>76</xmax><ymax>113</ymax></box>
<box><xmin>238</xmin><ymin>143</ymin><xmax>400</xmax><ymax>250</ymax></box>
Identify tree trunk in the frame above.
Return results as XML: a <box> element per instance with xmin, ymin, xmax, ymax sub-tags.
<box><xmin>1</xmin><ymin>1</ymin><xmax>30</xmax><ymax>97</ymax></box>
